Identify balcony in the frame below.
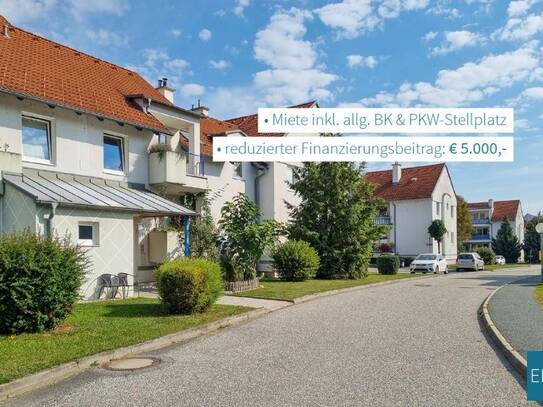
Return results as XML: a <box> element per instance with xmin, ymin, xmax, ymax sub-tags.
<box><xmin>149</xmin><ymin>150</ymin><xmax>207</xmax><ymax>194</ymax></box>
<box><xmin>472</xmin><ymin>218</ymin><xmax>491</xmax><ymax>225</ymax></box>
<box><xmin>469</xmin><ymin>235</ymin><xmax>491</xmax><ymax>241</ymax></box>
<box><xmin>375</xmin><ymin>216</ymin><xmax>392</xmax><ymax>225</ymax></box>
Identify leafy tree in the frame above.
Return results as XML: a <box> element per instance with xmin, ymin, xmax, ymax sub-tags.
<box><xmin>428</xmin><ymin>220</ymin><xmax>447</xmax><ymax>254</ymax></box>
<box><xmin>189</xmin><ymin>195</ymin><xmax>217</xmax><ymax>260</ymax></box>
<box><xmin>492</xmin><ymin>217</ymin><xmax>522</xmax><ymax>263</ymax></box>
<box><xmin>217</xmin><ymin>193</ymin><xmax>283</xmax><ymax>281</ymax></box>
<box><xmin>524</xmin><ymin>214</ymin><xmax>543</xmax><ymax>263</ymax></box>
<box><xmin>288</xmin><ymin>162</ymin><xmax>386</xmax><ymax>279</ymax></box>
<box><xmin>456</xmin><ymin>195</ymin><xmax>473</xmax><ymax>251</ymax></box>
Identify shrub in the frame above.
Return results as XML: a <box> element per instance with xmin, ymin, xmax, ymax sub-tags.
<box><xmin>0</xmin><ymin>231</ymin><xmax>87</xmax><ymax>334</ymax></box>
<box><xmin>378</xmin><ymin>243</ymin><xmax>392</xmax><ymax>253</ymax></box>
<box><xmin>272</xmin><ymin>240</ymin><xmax>320</xmax><ymax>281</ymax></box>
<box><xmin>476</xmin><ymin>246</ymin><xmax>496</xmax><ymax>265</ymax></box>
<box><xmin>156</xmin><ymin>258</ymin><xmax>222</xmax><ymax>314</ymax></box>
<box><xmin>401</xmin><ymin>256</ymin><xmax>416</xmax><ymax>267</ymax></box>
<box><xmin>377</xmin><ymin>255</ymin><xmax>400</xmax><ymax>275</ymax></box>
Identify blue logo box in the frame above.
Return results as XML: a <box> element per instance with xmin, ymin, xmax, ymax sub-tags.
<box><xmin>527</xmin><ymin>351</ymin><xmax>543</xmax><ymax>400</ymax></box>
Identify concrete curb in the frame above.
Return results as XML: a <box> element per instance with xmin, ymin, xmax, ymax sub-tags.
<box><xmin>479</xmin><ymin>278</ymin><xmax>528</xmax><ymax>378</ymax></box>
<box><xmin>0</xmin><ymin>307</ymin><xmax>270</xmax><ymax>402</ymax></box>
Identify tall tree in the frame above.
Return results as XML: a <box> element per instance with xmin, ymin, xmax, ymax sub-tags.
<box><xmin>525</xmin><ymin>214</ymin><xmax>543</xmax><ymax>263</ymax></box>
<box><xmin>456</xmin><ymin>195</ymin><xmax>473</xmax><ymax>251</ymax></box>
<box><xmin>492</xmin><ymin>217</ymin><xmax>522</xmax><ymax>263</ymax></box>
<box><xmin>288</xmin><ymin>162</ymin><xmax>386</xmax><ymax>279</ymax></box>
<box><xmin>428</xmin><ymin>219</ymin><xmax>447</xmax><ymax>254</ymax></box>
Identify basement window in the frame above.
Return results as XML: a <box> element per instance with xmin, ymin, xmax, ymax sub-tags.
<box><xmin>22</xmin><ymin>116</ymin><xmax>52</xmax><ymax>163</ymax></box>
<box><xmin>103</xmin><ymin>134</ymin><xmax>125</xmax><ymax>173</ymax></box>
<box><xmin>78</xmin><ymin>222</ymin><xmax>99</xmax><ymax>246</ymax></box>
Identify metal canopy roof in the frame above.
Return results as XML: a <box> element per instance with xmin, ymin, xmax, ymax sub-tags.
<box><xmin>3</xmin><ymin>172</ymin><xmax>196</xmax><ymax>216</ymax></box>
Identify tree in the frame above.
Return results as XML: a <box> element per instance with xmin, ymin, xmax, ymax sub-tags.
<box><xmin>524</xmin><ymin>214</ymin><xmax>542</xmax><ymax>263</ymax></box>
<box><xmin>288</xmin><ymin>162</ymin><xmax>386</xmax><ymax>279</ymax></box>
<box><xmin>189</xmin><ymin>195</ymin><xmax>217</xmax><ymax>260</ymax></box>
<box><xmin>217</xmin><ymin>193</ymin><xmax>283</xmax><ymax>281</ymax></box>
<box><xmin>492</xmin><ymin>217</ymin><xmax>522</xmax><ymax>263</ymax></box>
<box><xmin>428</xmin><ymin>220</ymin><xmax>447</xmax><ymax>254</ymax></box>
<box><xmin>456</xmin><ymin>195</ymin><xmax>473</xmax><ymax>251</ymax></box>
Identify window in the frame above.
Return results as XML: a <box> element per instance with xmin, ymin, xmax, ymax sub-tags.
<box><xmin>103</xmin><ymin>135</ymin><xmax>124</xmax><ymax>173</ymax></box>
<box><xmin>78</xmin><ymin>222</ymin><xmax>99</xmax><ymax>246</ymax></box>
<box><xmin>22</xmin><ymin>116</ymin><xmax>52</xmax><ymax>162</ymax></box>
<box><xmin>451</xmin><ymin>231</ymin><xmax>454</xmax><ymax>243</ymax></box>
<box><xmin>158</xmin><ymin>133</ymin><xmax>167</xmax><ymax>145</ymax></box>
<box><xmin>287</xmin><ymin>165</ymin><xmax>298</xmax><ymax>186</ymax></box>
<box><xmin>233</xmin><ymin>162</ymin><xmax>242</xmax><ymax>178</ymax></box>
<box><xmin>436</xmin><ymin>202</ymin><xmax>441</xmax><ymax>216</ymax></box>
<box><xmin>451</xmin><ymin>205</ymin><xmax>454</xmax><ymax>218</ymax></box>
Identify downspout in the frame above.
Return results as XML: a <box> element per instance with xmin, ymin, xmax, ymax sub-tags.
<box><xmin>392</xmin><ymin>202</ymin><xmax>397</xmax><ymax>254</ymax></box>
<box><xmin>45</xmin><ymin>202</ymin><xmax>58</xmax><ymax>237</ymax></box>
<box><xmin>253</xmin><ymin>163</ymin><xmax>268</xmax><ymax>217</ymax></box>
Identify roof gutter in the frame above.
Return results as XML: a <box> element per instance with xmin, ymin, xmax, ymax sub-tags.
<box><xmin>0</xmin><ymin>88</ymin><xmax>172</xmax><ymax>135</ymax></box>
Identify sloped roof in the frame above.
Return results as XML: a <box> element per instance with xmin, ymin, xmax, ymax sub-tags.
<box><xmin>467</xmin><ymin>200</ymin><xmax>521</xmax><ymax>221</ymax></box>
<box><xmin>198</xmin><ymin>116</ymin><xmax>240</xmax><ymax>156</ymax></box>
<box><xmin>365</xmin><ymin>163</ymin><xmax>446</xmax><ymax>201</ymax></box>
<box><xmin>3</xmin><ymin>171</ymin><xmax>196</xmax><ymax>215</ymax></box>
<box><xmin>226</xmin><ymin>101</ymin><xmax>317</xmax><ymax>137</ymax></box>
<box><xmin>0</xmin><ymin>15</ymin><xmax>170</xmax><ymax>133</ymax></box>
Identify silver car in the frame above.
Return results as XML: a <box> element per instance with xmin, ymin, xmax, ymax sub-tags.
<box><xmin>456</xmin><ymin>253</ymin><xmax>485</xmax><ymax>271</ymax></box>
<box><xmin>495</xmin><ymin>255</ymin><xmax>506</xmax><ymax>265</ymax></box>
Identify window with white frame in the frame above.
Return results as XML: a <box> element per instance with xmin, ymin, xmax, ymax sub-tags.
<box><xmin>22</xmin><ymin>115</ymin><xmax>52</xmax><ymax>162</ymax></box>
<box><xmin>158</xmin><ymin>133</ymin><xmax>168</xmax><ymax>144</ymax></box>
<box><xmin>103</xmin><ymin>134</ymin><xmax>125</xmax><ymax>173</ymax></box>
<box><xmin>436</xmin><ymin>202</ymin><xmax>441</xmax><ymax>216</ymax></box>
<box><xmin>451</xmin><ymin>231</ymin><xmax>454</xmax><ymax>243</ymax></box>
<box><xmin>287</xmin><ymin>165</ymin><xmax>298</xmax><ymax>186</ymax></box>
<box><xmin>78</xmin><ymin>222</ymin><xmax>99</xmax><ymax>246</ymax></box>
<box><xmin>233</xmin><ymin>162</ymin><xmax>242</xmax><ymax>178</ymax></box>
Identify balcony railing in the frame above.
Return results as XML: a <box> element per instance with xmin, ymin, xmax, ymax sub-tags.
<box><xmin>470</xmin><ymin>235</ymin><xmax>491</xmax><ymax>241</ymax></box>
<box><xmin>375</xmin><ymin>216</ymin><xmax>392</xmax><ymax>225</ymax></box>
<box><xmin>472</xmin><ymin>218</ymin><xmax>491</xmax><ymax>225</ymax></box>
<box><xmin>149</xmin><ymin>150</ymin><xmax>207</xmax><ymax>192</ymax></box>
<box><xmin>184</xmin><ymin>151</ymin><xmax>205</xmax><ymax>177</ymax></box>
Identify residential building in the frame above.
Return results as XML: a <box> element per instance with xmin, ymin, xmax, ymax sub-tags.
<box><xmin>365</xmin><ymin>163</ymin><xmax>458</xmax><ymax>260</ymax></box>
<box><xmin>465</xmin><ymin>199</ymin><xmax>524</xmax><ymax>260</ymax></box>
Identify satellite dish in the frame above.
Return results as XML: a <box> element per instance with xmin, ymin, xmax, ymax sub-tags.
<box><xmin>536</xmin><ymin>223</ymin><xmax>543</xmax><ymax>234</ymax></box>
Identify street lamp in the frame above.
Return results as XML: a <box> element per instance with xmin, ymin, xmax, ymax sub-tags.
<box><xmin>536</xmin><ymin>223</ymin><xmax>543</xmax><ymax>282</ymax></box>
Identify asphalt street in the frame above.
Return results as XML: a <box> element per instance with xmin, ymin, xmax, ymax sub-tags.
<box><xmin>6</xmin><ymin>267</ymin><xmax>537</xmax><ymax>407</ymax></box>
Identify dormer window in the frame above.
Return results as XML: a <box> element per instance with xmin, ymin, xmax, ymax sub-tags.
<box><xmin>22</xmin><ymin>115</ymin><xmax>52</xmax><ymax>163</ymax></box>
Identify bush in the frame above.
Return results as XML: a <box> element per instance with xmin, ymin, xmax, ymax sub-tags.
<box><xmin>156</xmin><ymin>258</ymin><xmax>222</xmax><ymax>314</ymax></box>
<box><xmin>401</xmin><ymin>256</ymin><xmax>416</xmax><ymax>267</ymax></box>
<box><xmin>272</xmin><ymin>240</ymin><xmax>320</xmax><ymax>281</ymax></box>
<box><xmin>377</xmin><ymin>255</ymin><xmax>400</xmax><ymax>275</ymax></box>
<box><xmin>0</xmin><ymin>231</ymin><xmax>87</xmax><ymax>334</ymax></box>
<box><xmin>476</xmin><ymin>246</ymin><xmax>496</xmax><ymax>265</ymax></box>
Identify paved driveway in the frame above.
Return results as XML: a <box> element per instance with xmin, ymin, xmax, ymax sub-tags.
<box><xmin>7</xmin><ymin>268</ymin><xmax>537</xmax><ymax>406</ymax></box>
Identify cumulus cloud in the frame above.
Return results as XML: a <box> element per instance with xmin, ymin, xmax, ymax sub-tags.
<box><xmin>430</xmin><ymin>30</ymin><xmax>485</xmax><ymax>55</ymax></box>
<box><xmin>233</xmin><ymin>0</ymin><xmax>251</xmax><ymax>17</ymax></box>
<box><xmin>314</xmin><ymin>0</ymin><xmax>429</xmax><ymax>39</ymax></box>
<box><xmin>171</xmin><ymin>29</ymin><xmax>182</xmax><ymax>38</ymax></box>
<box><xmin>361</xmin><ymin>43</ymin><xmax>542</xmax><ymax>107</ymax></box>
<box><xmin>346</xmin><ymin>54</ymin><xmax>378</xmax><ymax>68</ymax></box>
<box><xmin>198</xmin><ymin>28</ymin><xmax>212</xmax><ymax>41</ymax></box>
<box><xmin>209</xmin><ymin>59</ymin><xmax>231</xmax><ymax>70</ymax></box>
<box><xmin>126</xmin><ymin>49</ymin><xmax>191</xmax><ymax>88</ymax></box>
<box><xmin>180</xmin><ymin>83</ymin><xmax>206</xmax><ymax>97</ymax></box>
<box><xmin>507</xmin><ymin>0</ymin><xmax>540</xmax><ymax>17</ymax></box>
<box><xmin>493</xmin><ymin>11</ymin><xmax>543</xmax><ymax>41</ymax></box>
<box><xmin>0</xmin><ymin>0</ymin><xmax>57</xmax><ymax>23</ymax></box>
<box><xmin>520</xmin><ymin>86</ymin><xmax>543</xmax><ymax>99</ymax></box>
<box><xmin>86</xmin><ymin>29</ymin><xmax>128</xmax><ymax>47</ymax></box>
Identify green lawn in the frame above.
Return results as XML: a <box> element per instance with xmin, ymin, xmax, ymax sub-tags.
<box><xmin>0</xmin><ymin>298</ymin><xmax>250</xmax><ymax>384</ymax></box>
<box><xmin>534</xmin><ymin>284</ymin><xmax>543</xmax><ymax>307</ymax></box>
<box><xmin>233</xmin><ymin>273</ymin><xmax>419</xmax><ymax>301</ymax></box>
<box><xmin>449</xmin><ymin>263</ymin><xmax>527</xmax><ymax>271</ymax></box>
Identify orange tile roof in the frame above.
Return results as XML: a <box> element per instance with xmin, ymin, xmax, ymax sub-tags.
<box><xmin>198</xmin><ymin>116</ymin><xmax>240</xmax><ymax>156</ymax></box>
<box><xmin>0</xmin><ymin>15</ymin><xmax>170</xmax><ymax>133</ymax></box>
<box><xmin>467</xmin><ymin>200</ymin><xmax>521</xmax><ymax>221</ymax></box>
<box><xmin>226</xmin><ymin>101</ymin><xmax>317</xmax><ymax>137</ymax></box>
<box><xmin>365</xmin><ymin>163</ymin><xmax>446</xmax><ymax>201</ymax></box>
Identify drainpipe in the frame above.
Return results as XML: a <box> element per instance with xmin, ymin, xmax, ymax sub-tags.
<box><xmin>253</xmin><ymin>163</ymin><xmax>268</xmax><ymax>216</ymax></box>
<box><xmin>392</xmin><ymin>202</ymin><xmax>397</xmax><ymax>254</ymax></box>
<box><xmin>44</xmin><ymin>202</ymin><xmax>58</xmax><ymax>237</ymax></box>
<box><xmin>183</xmin><ymin>215</ymin><xmax>190</xmax><ymax>257</ymax></box>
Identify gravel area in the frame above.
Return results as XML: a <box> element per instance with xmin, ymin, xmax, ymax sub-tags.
<box><xmin>7</xmin><ymin>267</ymin><xmax>537</xmax><ymax>407</ymax></box>
<box><xmin>488</xmin><ymin>274</ymin><xmax>543</xmax><ymax>358</ymax></box>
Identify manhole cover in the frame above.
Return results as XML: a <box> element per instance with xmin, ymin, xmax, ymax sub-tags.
<box><xmin>104</xmin><ymin>357</ymin><xmax>161</xmax><ymax>371</ymax></box>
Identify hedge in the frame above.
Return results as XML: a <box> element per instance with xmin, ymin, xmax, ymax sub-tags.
<box><xmin>377</xmin><ymin>255</ymin><xmax>400</xmax><ymax>275</ymax></box>
<box><xmin>272</xmin><ymin>240</ymin><xmax>320</xmax><ymax>281</ymax></box>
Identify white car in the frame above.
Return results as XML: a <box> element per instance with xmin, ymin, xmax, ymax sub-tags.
<box><xmin>410</xmin><ymin>254</ymin><xmax>449</xmax><ymax>274</ymax></box>
<box><xmin>456</xmin><ymin>253</ymin><xmax>485</xmax><ymax>271</ymax></box>
<box><xmin>495</xmin><ymin>255</ymin><xmax>506</xmax><ymax>265</ymax></box>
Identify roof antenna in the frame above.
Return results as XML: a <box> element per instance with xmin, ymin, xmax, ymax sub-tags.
<box><xmin>197</xmin><ymin>99</ymin><xmax>201</xmax><ymax>108</ymax></box>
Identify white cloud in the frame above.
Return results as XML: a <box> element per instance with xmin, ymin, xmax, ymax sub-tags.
<box><xmin>493</xmin><ymin>11</ymin><xmax>543</xmax><ymax>41</ymax></box>
<box><xmin>198</xmin><ymin>28</ymin><xmax>212</xmax><ymax>41</ymax></box>
<box><xmin>127</xmin><ymin>49</ymin><xmax>191</xmax><ymax>89</ymax></box>
<box><xmin>233</xmin><ymin>0</ymin><xmax>251</xmax><ymax>17</ymax></box>
<box><xmin>180</xmin><ymin>83</ymin><xmax>206</xmax><ymax>97</ymax></box>
<box><xmin>423</xmin><ymin>31</ymin><xmax>438</xmax><ymax>41</ymax></box>
<box><xmin>171</xmin><ymin>29</ymin><xmax>182</xmax><ymax>38</ymax></box>
<box><xmin>86</xmin><ymin>29</ymin><xmax>128</xmax><ymax>47</ymax></box>
<box><xmin>520</xmin><ymin>86</ymin><xmax>543</xmax><ymax>98</ymax></box>
<box><xmin>0</xmin><ymin>0</ymin><xmax>57</xmax><ymax>23</ymax></box>
<box><xmin>315</xmin><ymin>0</ymin><xmax>429</xmax><ymax>39</ymax></box>
<box><xmin>362</xmin><ymin>43</ymin><xmax>542</xmax><ymax>107</ymax></box>
<box><xmin>67</xmin><ymin>0</ymin><xmax>128</xmax><ymax>18</ymax></box>
<box><xmin>507</xmin><ymin>0</ymin><xmax>540</xmax><ymax>17</ymax></box>
<box><xmin>209</xmin><ymin>59</ymin><xmax>231</xmax><ymax>70</ymax></box>
<box><xmin>431</xmin><ymin>30</ymin><xmax>485</xmax><ymax>55</ymax></box>
<box><xmin>346</xmin><ymin>54</ymin><xmax>378</xmax><ymax>68</ymax></box>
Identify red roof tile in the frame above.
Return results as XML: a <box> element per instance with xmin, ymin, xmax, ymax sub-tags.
<box><xmin>467</xmin><ymin>202</ymin><xmax>489</xmax><ymax>209</ymax></box>
<box><xmin>198</xmin><ymin>116</ymin><xmax>240</xmax><ymax>156</ymax></box>
<box><xmin>365</xmin><ymin>163</ymin><xmax>446</xmax><ymax>201</ymax></box>
<box><xmin>0</xmin><ymin>16</ymin><xmax>170</xmax><ymax>133</ymax></box>
<box><xmin>226</xmin><ymin>101</ymin><xmax>317</xmax><ymax>137</ymax></box>
<box><xmin>492</xmin><ymin>200</ymin><xmax>520</xmax><ymax>221</ymax></box>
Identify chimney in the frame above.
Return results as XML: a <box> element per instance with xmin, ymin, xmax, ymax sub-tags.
<box><xmin>2</xmin><ymin>24</ymin><xmax>9</xmax><ymax>38</ymax></box>
<box><xmin>190</xmin><ymin>99</ymin><xmax>209</xmax><ymax>117</ymax></box>
<box><xmin>392</xmin><ymin>162</ymin><xmax>401</xmax><ymax>184</ymax></box>
<box><xmin>488</xmin><ymin>199</ymin><xmax>494</xmax><ymax>215</ymax></box>
<box><xmin>155</xmin><ymin>77</ymin><xmax>175</xmax><ymax>103</ymax></box>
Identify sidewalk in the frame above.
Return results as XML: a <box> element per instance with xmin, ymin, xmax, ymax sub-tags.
<box><xmin>488</xmin><ymin>275</ymin><xmax>543</xmax><ymax>358</ymax></box>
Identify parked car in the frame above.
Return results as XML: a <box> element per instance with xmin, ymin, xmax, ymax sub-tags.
<box><xmin>456</xmin><ymin>253</ymin><xmax>485</xmax><ymax>271</ymax></box>
<box><xmin>410</xmin><ymin>254</ymin><xmax>448</xmax><ymax>274</ymax></box>
<box><xmin>495</xmin><ymin>255</ymin><xmax>506</xmax><ymax>265</ymax></box>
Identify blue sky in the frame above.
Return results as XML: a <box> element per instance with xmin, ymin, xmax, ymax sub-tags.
<box><xmin>1</xmin><ymin>0</ymin><xmax>542</xmax><ymax>213</ymax></box>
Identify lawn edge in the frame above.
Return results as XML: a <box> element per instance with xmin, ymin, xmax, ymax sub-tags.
<box><xmin>479</xmin><ymin>276</ymin><xmax>529</xmax><ymax>379</ymax></box>
<box><xmin>0</xmin><ymin>307</ymin><xmax>268</xmax><ymax>402</ymax></box>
